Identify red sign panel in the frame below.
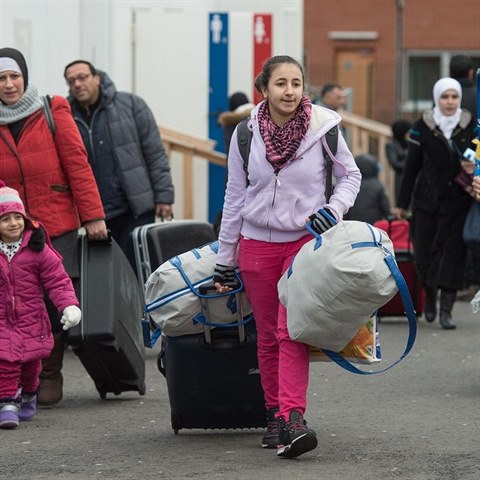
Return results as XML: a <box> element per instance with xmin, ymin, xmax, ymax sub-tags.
<box><xmin>253</xmin><ymin>13</ymin><xmax>272</xmax><ymax>105</ymax></box>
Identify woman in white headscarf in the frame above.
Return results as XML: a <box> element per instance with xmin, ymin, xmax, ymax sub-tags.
<box><xmin>395</xmin><ymin>77</ymin><xmax>476</xmax><ymax>329</ymax></box>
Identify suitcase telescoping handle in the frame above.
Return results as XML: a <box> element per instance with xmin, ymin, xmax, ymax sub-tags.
<box><xmin>196</xmin><ymin>280</ymin><xmax>250</xmax><ymax>344</ymax></box>
<box><xmin>170</xmin><ymin>255</ymin><xmax>245</xmax><ymax>299</ymax></box>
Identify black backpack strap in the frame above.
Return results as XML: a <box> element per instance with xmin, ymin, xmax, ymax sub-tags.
<box><xmin>322</xmin><ymin>125</ymin><xmax>338</xmax><ymax>202</ymax></box>
<box><xmin>42</xmin><ymin>95</ymin><xmax>56</xmax><ymax>138</ymax></box>
<box><xmin>236</xmin><ymin>119</ymin><xmax>338</xmax><ymax>195</ymax></box>
<box><xmin>236</xmin><ymin>118</ymin><xmax>252</xmax><ymax>185</ymax></box>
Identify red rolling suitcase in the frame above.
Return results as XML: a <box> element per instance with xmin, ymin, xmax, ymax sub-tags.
<box><xmin>374</xmin><ymin>219</ymin><xmax>425</xmax><ymax>318</ymax></box>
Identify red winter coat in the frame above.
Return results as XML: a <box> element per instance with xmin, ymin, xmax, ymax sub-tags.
<box><xmin>0</xmin><ymin>226</ymin><xmax>79</xmax><ymax>363</ymax></box>
<box><xmin>0</xmin><ymin>96</ymin><xmax>105</xmax><ymax>238</ymax></box>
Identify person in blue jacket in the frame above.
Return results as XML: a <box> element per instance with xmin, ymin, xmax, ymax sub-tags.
<box><xmin>213</xmin><ymin>55</ymin><xmax>361</xmax><ymax>458</ymax></box>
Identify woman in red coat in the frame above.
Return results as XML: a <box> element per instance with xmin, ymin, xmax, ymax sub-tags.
<box><xmin>0</xmin><ymin>48</ymin><xmax>107</xmax><ymax>406</ymax></box>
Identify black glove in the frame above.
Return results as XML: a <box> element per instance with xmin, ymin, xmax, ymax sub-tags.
<box><xmin>213</xmin><ymin>264</ymin><xmax>236</xmax><ymax>285</ymax></box>
<box><xmin>309</xmin><ymin>208</ymin><xmax>337</xmax><ymax>235</ymax></box>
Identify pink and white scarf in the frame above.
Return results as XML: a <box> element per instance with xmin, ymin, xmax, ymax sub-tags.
<box><xmin>258</xmin><ymin>96</ymin><xmax>312</xmax><ymax>170</ymax></box>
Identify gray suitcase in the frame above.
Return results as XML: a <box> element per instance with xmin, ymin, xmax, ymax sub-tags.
<box><xmin>132</xmin><ymin>220</ymin><xmax>217</xmax><ymax>288</ymax></box>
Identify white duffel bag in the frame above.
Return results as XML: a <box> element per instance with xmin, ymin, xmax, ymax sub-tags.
<box><xmin>144</xmin><ymin>241</ymin><xmax>252</xmax><ymax>336</ymax></box>
<box><xmin>278</xmin><ymin>221</ymin><xmax>399</xmax><ymax>352</ymax></box>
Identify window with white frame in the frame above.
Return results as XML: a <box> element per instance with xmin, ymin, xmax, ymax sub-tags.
<box><xmin>403</xmin><ymin>51</ymin><xmax>480</xmax><ymax>115</ymax></box>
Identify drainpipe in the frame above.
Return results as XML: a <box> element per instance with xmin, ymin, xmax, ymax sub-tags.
<box><xmin>395</xmin><ymin>0</ymin><xmax>405</xmax><ymax>119</ymax></box>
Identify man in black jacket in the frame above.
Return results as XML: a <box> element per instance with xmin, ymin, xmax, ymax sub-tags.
<box><xmin>449</xmin><ymin>54</ymin><xmax>477</xmax><ymax>119</ymax></box>
<box><xmin>64</xmin><ymin>60</ymin><xmax>174</xmax><ymax>269</ymax></box>
<box><xmin>449</xmin><ymin>54</ymin><xmax>479</xmax><ymax>298</ymax></box>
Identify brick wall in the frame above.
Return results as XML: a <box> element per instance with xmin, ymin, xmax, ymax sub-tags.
<box><xmin>304</xmin><ymin>0</ymin><xmax>480</xmax><ymax>123</ymax></box>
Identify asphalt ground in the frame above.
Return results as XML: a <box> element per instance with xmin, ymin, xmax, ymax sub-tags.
<box><xmin>1</xmin><ymin>296</ymin><xmax>479</xmax><ymax>480</ymax></box>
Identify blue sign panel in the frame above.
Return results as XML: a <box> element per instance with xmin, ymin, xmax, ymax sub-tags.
<box><xmin>208</xmin><ymin>12</ymin><xmax>229</xmax><ymax>222</ymax></box>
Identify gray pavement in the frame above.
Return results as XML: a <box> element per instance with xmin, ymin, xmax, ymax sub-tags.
<box><xmin>1</xmin><ymin>298</ymin><xmax>479</xmax><ymax>480</ymax></box>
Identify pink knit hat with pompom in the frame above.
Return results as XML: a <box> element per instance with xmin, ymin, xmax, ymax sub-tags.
<box><xmin>0</xmin><ymin>181</ymin><xmax>26</xmax><ymax>219</ymax></box>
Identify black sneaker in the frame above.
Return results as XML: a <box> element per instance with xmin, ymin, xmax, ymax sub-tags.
<box><xmin>261</xmin><ymin>408</ymin><xmax>279</xmax><ymax>449</ymax></box>
<box><xmin>277</xmin><ymin>410</ymin><xmax>318</xmax><ymax>458</ymax></box>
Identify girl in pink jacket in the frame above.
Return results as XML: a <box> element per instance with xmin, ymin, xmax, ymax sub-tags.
<box><xmin>0</xmin><ymin>182</ymin><xmax>81</xmax><ymax>429</ymax></box>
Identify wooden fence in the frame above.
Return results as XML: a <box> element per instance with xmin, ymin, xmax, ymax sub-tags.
<box><xmin>159</xmin><ymin>112</ymin><xmax>394</xmax><ymax>219</ymax></box>
<box><xmin>340</xmin><ymin>111</ymin><xmax>395</xmax><ymax>204</ymax></box>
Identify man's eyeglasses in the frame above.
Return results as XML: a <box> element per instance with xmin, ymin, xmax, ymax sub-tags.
<box><xmin>66</xmin><ymin>73</ymin><xmax>92</xmax><ymax>87</ymax></box>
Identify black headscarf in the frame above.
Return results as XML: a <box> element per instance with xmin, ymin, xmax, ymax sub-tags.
<box><xmin>229</xmin><ymin>92</ymin><xmax>249</xmax><ymax>111</ymax></box>
<box><xmin>391</xmin><ymin>119</ymin><xmax>412</xmax><ymax>148</ymax></box>
<box><xmin>0</xmin><ymin>47</ymin><xmax>29</xmax><ymax>89</ymax></box>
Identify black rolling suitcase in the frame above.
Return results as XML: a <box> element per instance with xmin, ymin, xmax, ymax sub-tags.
<box><xmin>133</xmin><ymin>220</ymin><xmax>217</xmax><ymax>289</ymax></box>
<box><xmin>157</xmin><ymin>285</ymin><xmax>266</xmax><ymax>433</ymax></box>
<box><xmin>68</xmin><ymin>234</ymin><xmax>146</xmax><ymax>399</ymax></box>
<box><xmin>135</xmin><ymin>222</ymin><xmax>266</xmax><ymax>432</ymax></box>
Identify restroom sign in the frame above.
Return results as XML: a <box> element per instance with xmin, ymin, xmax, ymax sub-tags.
<box><xmin>253</xmin><ymin>13</ymin><xmax>272</xmax><ymax>104</ymax></box>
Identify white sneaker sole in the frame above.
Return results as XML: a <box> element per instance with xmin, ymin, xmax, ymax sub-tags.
<box><xmin>277</xmin><ymin>432</ymin><xmax>318</xmax><ymax>458</ymax></box>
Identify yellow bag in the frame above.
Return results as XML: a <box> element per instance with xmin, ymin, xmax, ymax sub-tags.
<box><xmin>310</xmin><ymin>316</ymin><xmax>380</xmax><ymax>364</ymax></box>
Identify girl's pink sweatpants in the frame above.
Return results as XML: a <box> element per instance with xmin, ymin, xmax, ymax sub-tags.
<box><xmin>238</xmin><ymin>235</ymin><xmax>311</xmax><ymax>419</ymax></box>
<box><xmin>0</xmin><ymin>359</ymin><xmax>41</xmax><ymax>400</ymax></box>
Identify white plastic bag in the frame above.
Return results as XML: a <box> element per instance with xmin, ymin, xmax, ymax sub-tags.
<box><xmin>471</xmin><ymin>289</ymin><xmax>480</xmax><ymax>314</ymax></box>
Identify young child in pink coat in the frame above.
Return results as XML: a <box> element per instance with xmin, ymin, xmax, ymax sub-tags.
<box><xmin>0</xmin><ymin>181</ymin><xmax>81</xmax><ymax>429</ymax></box>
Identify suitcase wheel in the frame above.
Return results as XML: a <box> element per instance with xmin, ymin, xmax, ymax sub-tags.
<box><xmin>97</xmin><ymin>383</ymin><xmax>146</xmax><ymax>399</ymax></box>
<box><xmin>171</xmin><ymin>412</ymin><xmax>183</xmax><ymax>433</ymax></box>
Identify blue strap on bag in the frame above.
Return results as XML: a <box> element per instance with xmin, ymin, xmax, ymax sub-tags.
<box><xmin>305</xmin><ymin>213</ymin><xmax>417</xmax><ymax>375</ymax></box>
<box><xmin>142</xmin><ymin>273</ymin><xmax>253</xmax><ymax>347</ymax></box>
<box><xmin>142</xmin><ymin>243</ymin><xmax>253</xmax><ymax>348</ymax></box>
<box><xmin>321</xmin><ymin>254</ymin><xmax>417</xmax><ymax>374</ymax></box>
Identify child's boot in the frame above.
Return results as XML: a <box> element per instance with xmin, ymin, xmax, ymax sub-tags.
<box><xmin>18</xmin><ymin>393</ymin><xmax>37</xmax><ymax>421</ymax></box>
<box><xmin>0</xmin><ymin>403</ymin><xmax>19</xmax><ymax>429</ymax></box>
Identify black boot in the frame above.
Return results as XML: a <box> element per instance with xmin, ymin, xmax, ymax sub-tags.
<box><xmin>424</xmin><ymin>286</ymin><xmax>437</xmax><ymax>322</ymax></box>
<box><xmin>439</xmin><ymin>288</ymin><xmax>457</xmax><ymax>330</ymax></box>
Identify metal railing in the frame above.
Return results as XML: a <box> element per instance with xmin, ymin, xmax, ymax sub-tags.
<box><xmin>160</xmin><ymin>113</ymin><xmax>395</xmax><ymax>219</ymax></box>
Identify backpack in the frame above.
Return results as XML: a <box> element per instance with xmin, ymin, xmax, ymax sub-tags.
<box><xmin>236</xmin><ymin>118</ymin><xmax>338</xmax><ymax>200</ymax></box>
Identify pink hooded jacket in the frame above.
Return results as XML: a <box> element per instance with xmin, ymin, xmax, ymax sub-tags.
<box><xmin>217</xmin><ymin>102</ymin><xmax>362</xmax><ymax>266</ymax></box>
<box><xmin>0</xmin><ymin>225</ymin><xmax>79</xmax><ymax>363</ymax></box>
